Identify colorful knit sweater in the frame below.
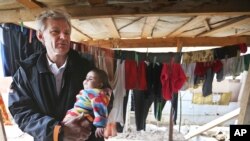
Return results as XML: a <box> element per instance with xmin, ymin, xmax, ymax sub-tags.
<box><xmin>66</xmin><ymin>88</ymin><xmax>111</xmax><ymax>127</ymax></box>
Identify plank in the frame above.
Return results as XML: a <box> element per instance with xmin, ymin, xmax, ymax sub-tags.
<box><xmin>184</xmin><ymin>108</ymin><xmax>240</xmax><ymax>140</ymax></box>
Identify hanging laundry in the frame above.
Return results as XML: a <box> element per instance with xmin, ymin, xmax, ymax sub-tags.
<box><xmin>109</xmin><ymin>59</ymin><xmax>126</xmax><ymax>125</ymax></box>
<box><xmin>238</xmin><ymin>43</ymin><xmax>247</xmax><ymax>53</ymax></box>
<box><xmin>182</xmin><ymin>49</ymin><xmax>214</xmax><ymax>64</ymax></box>
<box><xmin>125</xmin><ymin>60</ymin><xmax>147</xmax><ymax>90</ymax></box>
<box><xmin>146</xmin><ymin>62</ymin><xmax>165</xmax><ymax>121</ymax></box>
<box><xmin>160</xmin><ymin>60</ymin><xmax>186</xmax><ymax>100</ymax></box>
<box><xmin>244</xmin><ymin>54</ymin><xmax>250</xmax><ymax>71</ymax></box>
<box><xmin>0</xmin><ymin>23</ymin><xmax>43</xmax><ymax>76</ymax></box>
<box><xmin>213</xmin><ymin>44</ymin><xmax>240</xmax><ymax>60</ymax></box>
<box><xmin>194</xmin><ymin>60</ymin><xmax>223</xmax><ymax>96</ymax></box>
<box><xmin>220</xmin><ymin>56</ymin><xmax>245</xmax><ymax>80</ymax></box>
<box><xmin>181</xmin><ymin>63</ymin><xmax>196</xmax><ymax>90</ymax></box>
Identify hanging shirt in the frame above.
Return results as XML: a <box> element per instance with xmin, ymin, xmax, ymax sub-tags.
<box><xmin>181</xmin><ymin>63</ymin><xmax>196</xmax><ymax>90</ymax></box>
<box><xmin>125</xmin><ymin>60</ymin><xmax>147</xmax><ymax>90</ymax></box>
<box><xmin>244</xmin><ymin>54</ymin><xmax>250</xmax><ymax>71</ymax></box>
<box><xmin>182</xmin><ymin>49</ymin><xmax>214</xmax><ymax>64</ymax></box>
<box><xmin>160</xmin><ymin>62</ymin><xmax>186</xmax><ymax>100</ymax></box>
<box><xmin>109</xmin><ymin>59</ymin><xmax>126</xmax><ymax>124</ymax></box>
<box><xmin>193</xmin><ymin>60</ymin><xmax>223</xmax><ymax>96</ymax></box>
<box><xmin>220</xmin><ymin>56</ymin><xmax>245</xmax><ymax>80</ymax></box>
<box><xmin>213</xmin><ymin>45</ymin><xmax>240</xmax><ymax>60</ymax></box>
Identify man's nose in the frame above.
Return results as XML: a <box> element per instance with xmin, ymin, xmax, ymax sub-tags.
<box><xmin>59</xmin><ymin>32</ymin><xmax>68</xmax><ymax>39</ymax></box>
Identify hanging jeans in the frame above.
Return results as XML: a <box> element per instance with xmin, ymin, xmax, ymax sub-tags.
<box><xmin>133</xmin><ymin>90</ymin><xmax>154</xmax><ymax>131</ymax></box>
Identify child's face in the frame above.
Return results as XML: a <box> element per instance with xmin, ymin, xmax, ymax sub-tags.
<box><xmin>83</xmin><ymin>71</ymin><xmax>102</xmax><ymax>89</ymax></box>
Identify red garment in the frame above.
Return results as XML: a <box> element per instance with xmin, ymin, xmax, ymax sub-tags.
<box><xmin>125</xmin><ymin>60</ymin><xmax>137</xmax><ymax>89</ymax></box>
<box><xmin>238</xmin><ymin>43</ymin><xmax>247</xmax><ymax>53</ymax></box>
<box><xmin>160</xmin><ymin>62</ymin><xmax>186</xmax><ymax>100</ymax></box>
<box><xmin>194</xmin><ymin>60</ymin><xmax>223</xmax><ymax>77</ymax></box>
<box><xmin>212</xmin><ymin>60</ymin><xmax>223</xmax><ymax>72</ymax></box>
<box><xmin>194</xmin><ymin>62</ymin><xmax>206</xmax><ymax>77</ymax></box>
<box><xmin>125</xmin><ymin>60</ymin><xmax>147</xmax><ymax>90</ymax></box>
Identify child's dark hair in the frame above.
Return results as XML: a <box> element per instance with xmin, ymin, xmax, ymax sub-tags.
<box><xmin>90</xmin><ymin>68</ymin><xmax>111</xmax><ymax>89</ymax></box>
<box><xmin>91</xmin><ymin>68</ymin><xmax>114</xmax><ymax>113</ymax></box>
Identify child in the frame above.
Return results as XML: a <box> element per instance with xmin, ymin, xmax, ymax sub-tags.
<box><xmin>63</xmin><ymin>68</ymin><xmax>113</xmax><ymax>138</ymax></box>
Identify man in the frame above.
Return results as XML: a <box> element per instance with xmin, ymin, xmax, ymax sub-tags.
<box><xmin>8</xmin><ymin>9</ymin><xmax>96</xmax><ymax>141</ymax></box>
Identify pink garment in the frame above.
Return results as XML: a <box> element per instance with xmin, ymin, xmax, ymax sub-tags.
<box><xmin>160</xmin><ymin>62</ymin><xmax>186</xmax><ymax>100</ymax></box>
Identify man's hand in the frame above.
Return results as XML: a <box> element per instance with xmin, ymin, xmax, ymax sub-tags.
<box><xmin>95</xmin><ymin>128</ymin><xmax>104</xmax><ymax>138</ymax></box>
<box><xmin>63</xmin><ymin>114</ymin><xmax>92</xmax><ymax>141</ymax></box>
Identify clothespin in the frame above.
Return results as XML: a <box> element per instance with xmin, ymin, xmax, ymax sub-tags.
<box><xmin>120</xmin><ymin>51</ymin><xmax>125</xmax><ymax>64</ymax></box>
<box><xmin>153</xmin><ymin>56</ymin><xmax>157</xmax><ymax>68</ymax></box>
<box><xmin>135</xmin><ymin>52</ymin><xmax>139</xmax><ymax>65</ymax></box>
<box><xmin>29</xmin><ymin>29</ymin><xmax>33</xmax><ymax>43</ymax></box>
<box><xmin>146</xmin><ymin>47</ymin><xmax>149</xmax><ymax>61</ymax></box>
<box><xmin>20</xmin><ymin>21</ymin><xmax>24</xmax><ymax>32</ymax></box>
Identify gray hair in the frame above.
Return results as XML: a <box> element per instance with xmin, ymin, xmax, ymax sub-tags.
<box><xmin>36</xmin><ymin>9</ymin><xmax>71</xmax><ymax>32</ymax></box>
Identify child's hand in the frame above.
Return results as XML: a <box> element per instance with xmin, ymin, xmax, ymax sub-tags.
<box><xmin>95</xmin><ymin>127</ymin><xmax>104</xmax><ymax>138</ymax></box>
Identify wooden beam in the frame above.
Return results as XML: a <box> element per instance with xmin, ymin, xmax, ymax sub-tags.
<box><xmin>66</xmin><ymin>0</ymin><xmax>250</xmax><ymax>19</ymax></box>
<box><xmin>16</xmin><ymin>0</ymin><xmax>42</xmax><ymax>9</ymax></box>
<box><xmin>236</xmin><ymin>30</ymin><xmax>250</xmax><ymax>36</ymax></box>
<box><xmin>167</xmin><ymin>16</ymin><xmax>208</xmax><ymax>37</ymax></box>
<box><xmin>141</xmin><ymin>16</ymin><xmax>159</xmax><ymax>38</ymax></box>
<box><xmin>198</xmin><ymin>16</ymin><xmax>250</xmax><ymax>37</ymax></box>
<box><xmin>0</xmin><ymin>8</ymin><xmax>46</xmax><ymax>23</ymax></box>
<box><xmin>184</xmin><ymin>108</ymin><xmax>240</xmax><ymax>140</ymax></box>
<box><xmin>203</xmin><ymin>19</ymin><xmax>211</xmax><ymax>31</ymax></box>
<box><xmin>101</xmin><ymin>18</ymin><xmax>120</xmax><ymax>38</ymax></box>
<box><xmin>1</xmin><ymin>0</ymin><xmax>250</xmax><ymax>23</ymax></box>
<box><xmin>83</xmin><ymin>36</ymin><xmax>250</xmax><ymax>48</ymax></box>
<box><xmin>71</xmin><ymin>26</ymin><xmax>92</xmax><ymax>42</ymax></box>
<box><xmin>88</xmin><ymin>0</ymin><xmax>107</xmax><ymax>6</ymax></box>
<box><xmin>238</xmin><ymin>66</ymin><xmax>250</xmax><ymax>124</ymax></box>
<box><xmin>118</xmin><ymin>17</ymin><xmax>144</xmax><ymax>31</ymax></box>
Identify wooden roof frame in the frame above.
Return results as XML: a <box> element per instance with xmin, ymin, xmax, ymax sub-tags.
<box><xmin>0</xmin><ymin>0</ymin><xmax>250</xmax><ymax>48</ymax></box>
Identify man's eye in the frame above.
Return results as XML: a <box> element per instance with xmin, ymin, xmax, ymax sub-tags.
<box><xmin>64</xmin><ymin>31</ymin><xmax>70</xmax><ymax>35</ymax></box>
<box><xmin>50</xmin><ymin>30</ymin><xmax>59</xmax><ymax>35</ymax></box>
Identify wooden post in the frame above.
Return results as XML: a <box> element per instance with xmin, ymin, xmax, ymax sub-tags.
<box><xmin>238</xmin><ymin>67</ymin><xmax>250</xmax><ymax>124</ymax></box>
<box><xmin>0</xmin><ymin>111</ymin><xmax>7</xmax><ymax>141</ymax></box>
<box><xmin>168</xmin><ymin>105</ymin><xmax>173</xmax><ymax>141</ymax></box>
<box><xmin>168</xmin><ymin>39</ymin><xmax>183</xmax><ymax>141</ymax></box>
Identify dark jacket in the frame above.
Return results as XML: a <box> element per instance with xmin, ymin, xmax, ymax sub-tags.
<box><xmin>8</xmin><ymin>49</ymin><xmax>93</xmax><ymax>141</ymax></box>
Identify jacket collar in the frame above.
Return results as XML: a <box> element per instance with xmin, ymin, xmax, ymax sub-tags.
<box><xmin>36</xmin><ymin>51</ymin><xmax>50</xmax><ymax>73</ymax></box>
<box><xmin>36</xmin><ymin>49</ymin><xmax>76</xmax><ymax>73</ymax></box>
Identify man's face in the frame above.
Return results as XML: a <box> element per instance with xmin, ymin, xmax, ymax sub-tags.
<box><xmin>40</xmin><ymin>18</ymin><xmax>71</xmax><ymax>59</ymax></box>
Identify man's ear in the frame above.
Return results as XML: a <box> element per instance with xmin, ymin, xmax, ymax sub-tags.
<box><xmin>36</xmin><ymin>31</ymin><xmax>44</xmax><ymax>43</ymax></box>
